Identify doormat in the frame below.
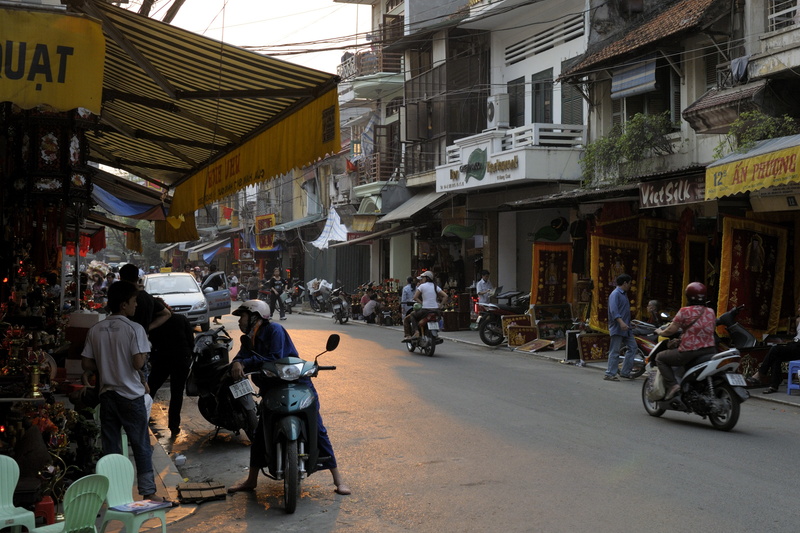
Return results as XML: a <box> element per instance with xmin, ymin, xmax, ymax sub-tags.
<box><xmin>176</xmin><ymin>482</ymin><xmax>227</xmax><ymax>504</ymax></box>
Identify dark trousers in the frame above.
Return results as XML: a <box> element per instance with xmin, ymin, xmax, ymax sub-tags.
<box><xmin>147</xmin><ymin>352</ymin><xmax>189</xmax><ymax>430</ymax></box>
<box><xmin>269</xmin><ymin>292</ymin><xmax>285</xmax><ymax>318</ymax></box>
<box><xmin>656</xmin><ymin>346</ymin><xmax>716</xmax><ymax>388</ymax></box>
<box><xmin>758</xmin><ymin>342</ymin><xmax>800</xmax><ymax>388</ymax></box>
<box><xmin>100</xmin><ymin>391</ymin><xmax>155</xmax><ymax>496</ymax></box>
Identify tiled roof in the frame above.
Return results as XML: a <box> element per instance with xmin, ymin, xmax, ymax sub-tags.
<box><xmin>563</xmin><ymin>0</ymin><xmax>723</xmax><ymax>78</ymax></box>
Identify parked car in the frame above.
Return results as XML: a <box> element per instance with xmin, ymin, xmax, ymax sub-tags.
<box><xmin>142</xmin><ymin>272</ymin><xmax>231</xmax><ymax>331</ymax></box>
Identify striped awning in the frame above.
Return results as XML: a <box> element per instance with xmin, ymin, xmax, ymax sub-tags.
<box><xmin>611</xmin><ymin>54</ymin><xmax>657</xmax><ymax>100</ymax></box>
<box><xmin>67</xmin><ymin>0</ymin><xmax>340</xmax><ymax>215</ymax></box>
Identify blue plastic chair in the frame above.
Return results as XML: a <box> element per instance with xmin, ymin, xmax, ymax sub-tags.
<box><xmin>787</xmin><ymin>360</ymin><xmax>800</xmax><ymax>395</ymax></box>
<box><xmin>33</xmin><ymin>474</ymin><xmax>109</xmax><ymax>533</ymax></box>
<box><xmin>0</xmin><ymin>454</ymin><xmax>37</xmax><ymax>532</ymax></box>
<box><xmin>96</xmin><ymin>454</ymin><xmax>167</xmax><ymax>533</ymax></box>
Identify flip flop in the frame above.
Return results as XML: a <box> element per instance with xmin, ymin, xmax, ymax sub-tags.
<box><xmin>762</xmin><ymin>387</ymin><xmax>779</xmax><ymax>394</ymax></box>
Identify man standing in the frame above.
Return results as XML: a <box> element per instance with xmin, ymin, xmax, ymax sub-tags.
<box><xmin>400</xmin><ymin>276</ymin><xmax>416</xmax><ymax>316</ymax></box>
<box><xmin>81</xmin><ymin>281</ymin><xmax>167</xmax><ymax>502</ymax></box>
<box><xmin>476</xmin><ymin>270</ymin><xmax>493</xmax><ymax>304</ymax></box>
<box><xmin>119</xmin><ymin>264</ymin><xmax>171</xmax><ymax>333</ymax></box>
<box><xmin>605</xmin><ymin>273</ymin><xmax>637</xmax><ymax>381</ymax></box>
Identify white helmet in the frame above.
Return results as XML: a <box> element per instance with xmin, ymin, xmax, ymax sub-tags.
<box><xmin>233</xmin><ymin>299</ymin><xmax>271</xmax><ymax>319</ymax></box>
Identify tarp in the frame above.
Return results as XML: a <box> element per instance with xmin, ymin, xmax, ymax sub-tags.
<box><xmin>92</xmin><ymin>185</ymin><xmax>167</xmax><ymax>219</ymax></box>
<box><xmin>310</xmin><ymin>209</ymin><xmax>349</xmax><ymax>250</ymax></box>
<box><xmin>705</xmin><ymin>134</ymin><xmax>800</xmax><ymax>200</ymax></box>
<box><xmin>380</xmin><ymin>191</ymin><xmax>447</xmax><ymax>223</ymax></box>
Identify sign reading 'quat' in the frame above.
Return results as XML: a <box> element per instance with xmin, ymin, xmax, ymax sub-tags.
<box><xmin>0</xmin><ymin>8</ymin><xmax>105</xmax><ymax>113</ymax></box>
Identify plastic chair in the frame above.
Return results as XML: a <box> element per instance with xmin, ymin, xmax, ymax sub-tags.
<box><xmin>96</xmin><ymin>454</ymin><xmax>167</xmax><ymax>533</ymax></box>
<box><xmin>33</xmin><ymin>474</ymin><xmax>109</xmax><ymax>533</ymax></box>
<box><xmin>787</xmin><ymin>360</ymin><xmax>800</xmax><ymax>395</ymax></box>
<box><xmin>0</xmin><ymin>454</ymin><xmax>37</xmax><ymax>533</ymax></box>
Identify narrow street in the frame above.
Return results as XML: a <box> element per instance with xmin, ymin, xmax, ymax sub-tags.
<box><xmin>146</xmin><ymin>311</ymin><xmax>800</xmax><ymax>532</ymax></box>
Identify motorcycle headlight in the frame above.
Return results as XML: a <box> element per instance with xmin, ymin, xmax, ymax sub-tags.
<box><xmin>276</xmin><ymin>362</ymin><xmax>304</xmax><ymax>381</ymax></box>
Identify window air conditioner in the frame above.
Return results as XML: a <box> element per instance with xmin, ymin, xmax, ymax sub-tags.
<box><xmin>486</xmin><ymin>94</ymin><xmax>510</xmax><ymax>129</ymax></box>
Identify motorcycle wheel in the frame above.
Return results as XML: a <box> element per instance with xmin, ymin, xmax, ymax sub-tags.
<box><xmin>422</xmin><ymin>335</ymin><xmax>436</xmax><ymax>357</ymax></box>
<box><xmin>284</xmin><ymin>439</ymin><xmax>300</xmax><ymax>514</ymax></box>
<box><xmin>641</xmin><ymin>379</ymin><xmax>666</xmax><ymax>417</ymax></box>
<box><xmin>243</xmin><ymin>405</ymin><xmax>259</xmax><ymax>442</ymax></box>
<box><xmin>310</xmin><ymin>297</ymin><xmax>320</xmax><ymax>312</ymax></box>
<box><xmin>406</xmin><ymin>341</ymin><xmax>415</xmax><ymax>352</ymax></box>
<box><xmin>478</xmin><ymin>317</ymin><xmax>504</xmax><ymax>346</ymax></box>
<box><xmin>708</xmin><ymin>383</ymin><xmax>741</xmax><ymax>431</ymax></box>
<box><xmin>197</xmin><ymin>395</ymin><xmax>218</xmax><ymax>427</ymax></box>
<box><xmin>619</xmin><ymin>347</ymin><xmax>646</xmax><ymax>378</ymax></box>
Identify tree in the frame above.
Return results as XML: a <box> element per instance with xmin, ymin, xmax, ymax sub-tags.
<box><xmin>713</xmin><ymin>110</ymin><xmax>800</xmax><ymax>159</ymax></box>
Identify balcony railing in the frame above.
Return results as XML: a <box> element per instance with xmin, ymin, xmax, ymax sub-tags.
<box><xmin>337</xmin><ymin>48</ymin><xmax>402</xmax><ymax>81</ymax></box>
<box><xmin>356</xmin><ymin>152</ymin><xmax>398</xmax><ymax>185</ymax></box>
<box><xmin>445</xmin><ymin>123</ymin><xmax>586</xmax><ymax>164</ymax></box>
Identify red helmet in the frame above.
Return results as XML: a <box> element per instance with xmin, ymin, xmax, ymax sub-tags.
<box><xmin>685</xmin><ymin>282</ymin><xmax>707</xmax><ymax>304</ymax></box>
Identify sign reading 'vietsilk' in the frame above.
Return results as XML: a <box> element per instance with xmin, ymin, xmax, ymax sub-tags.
<box><xmin>0</xmin><ymin>8</ymin><xmax>105</xmax><ymax>114</ymax></box>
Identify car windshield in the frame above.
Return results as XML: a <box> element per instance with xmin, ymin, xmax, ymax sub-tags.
<box><xmin>145</xmin><ymin>276</ymin><xmax>200</xmax><ymax>295</ymax></box>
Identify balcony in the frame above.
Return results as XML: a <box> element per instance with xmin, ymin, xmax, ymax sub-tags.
<box><xmin>749</xmin><ymin>6</ymin><xmax>800</xmax><ymax>79</ymax></box>
<box><xmin>355</xmin><ymin>152</ymin><xmax>399</xmax><ymax>186</ymax></box>
<box><xmin>337</xmin><ymin>48</ymin><xmax>402</xmax><ymax>81</ymax></box>
<box><xmin>436</xmin><ymin>123</ymin><xmax>586</xmax><ymax>193</ymax></box>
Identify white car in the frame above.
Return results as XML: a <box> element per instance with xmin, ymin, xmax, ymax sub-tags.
<box><xmin>142</xmin><ymin>272</ymin><xmax>231</xmax><ymax>331</ymax></box>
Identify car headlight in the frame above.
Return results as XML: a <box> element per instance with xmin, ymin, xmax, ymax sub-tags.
<box><xmin>275</xmin><ymin>362</ymin><xmax>304</xmax><ymax>381</ymax></box>
<box><xmin>190</xmin><ymin>299</ymin><xmax>208</xmax><ymax>312</ymax></box>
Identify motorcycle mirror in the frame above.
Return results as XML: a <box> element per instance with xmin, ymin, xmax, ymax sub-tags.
<box><xmin>326</xmin><ymin>334</ymin><xmax>340</xmax><ymax>352</ymax></box>
<box><xmin>240</xmin><ymin>335</ymin><xmax>253</xmax><ymax>351</ymax></box>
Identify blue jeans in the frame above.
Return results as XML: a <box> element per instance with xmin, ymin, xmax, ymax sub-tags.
<box><xmin>606</xmin><ymin>333</ymin><xmax>638</xmax><ymax>377</ymax></box>
<box><xmin>99</xmin><ymin>391</ymin><xmax>156</xmax><ymax>496</ymax></box>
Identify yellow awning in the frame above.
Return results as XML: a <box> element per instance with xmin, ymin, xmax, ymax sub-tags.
<box><xmin>705</xmin><ymin>134</ymin><xmax>800</xmax><ymax>200</ymax></box>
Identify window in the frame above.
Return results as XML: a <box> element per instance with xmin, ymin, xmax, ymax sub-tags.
<box><xmin>769</xmin><ymin>0</ymin><xmax>800</xmax><ymax>32</ymax></box>
<box><xmin>532</xmin><ymin>69</ymin><xmax>553</xmax><ymax>124</ymax></box>
<box><xmin>611</xmin><ymin>56</ymin><xmax>681</xmax><ymax>127</ymax></box>
<box><xmin>508</xmin><ymin>77</ymin><xmax>525</xmax><ymax>128</ymax></box>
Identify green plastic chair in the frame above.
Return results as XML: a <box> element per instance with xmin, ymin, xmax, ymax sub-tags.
<box><xmin>96</xmin><ymin>454</ymin><xmax>167</xmax><ymax>533</ymax></box>
<box><xmin>0</xmin><ymin>454</ymin><xmax>37</xmax><ymax>532</ymax></box>
<box><xmin>34</xmin><ymin>474</ymin><xmax>109</xmax><ymax>533</ymax></box>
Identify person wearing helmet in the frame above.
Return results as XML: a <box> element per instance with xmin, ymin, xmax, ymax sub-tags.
<box><xmin>604</xmin><ymin>274</ymin><xmax>638</xmax><ymax>381</ymax></box>
<box><xmin>654</xmin><ymin>282</ymin><xmax>718</xmax><ymax>400</ymax></box>
<box><xmin>226</xmin><ymin>300</ymin><xmax>351</xmax><ymax>496</ymax></box>
<box><xmin>402</xmin><ymin>271</ymin><xmax>449</xmax><ymax>342</ymax></box>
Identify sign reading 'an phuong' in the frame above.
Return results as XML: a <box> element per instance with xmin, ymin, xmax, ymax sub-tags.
<box><xmin>0</xmin><ymin>8</ymin><xmax>105</xmax><ymax>114</ymax></box>
<box><xmin>705</xmin><ymin>138</ymin><xmax>800</xmax><ymax>200</ymax></box>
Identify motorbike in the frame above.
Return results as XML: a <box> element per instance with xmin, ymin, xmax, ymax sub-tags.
<box><xmin>404</xmin><ymin>307</ymin><xmax>443</xmax><ymax>357</ymax></box>
<box><xmin>642</xmin><ymin>339</ymin><xmax>748</xmax><ymax>431</ymax></box>
<box><xmin>185</xmin><ymin>326</ymin><xmax>259</xmax><ymax>440</ymax></box>
<box><xmin>330</xmin><ymin>286</ymin><xmax>351</xmax><ymax>324</ymax></box>
<box><xmin>290</xmin><ymin>280</ymin><xmax>308</xmax><ymax>309</ymax></box>
<box><xmin>308</xmin><ymin>278</ymin><xmax>332</xmax><ymax>312</ymax></box>
<box><xmin>476</xmin><ymin>290</ymin><xmax>530</xmax><ymax>346</ymax></box>
<box><xmin>245</xmin><ymin>333</ymin><xmax>340</xmax><ymax>514</ymax></box>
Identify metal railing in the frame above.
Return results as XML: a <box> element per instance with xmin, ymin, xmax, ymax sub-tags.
<box><xmin>337</xmin><ymin>48</ymin><xmax>402</xmax><ymax>80</ymax></box>
<box><xmin>355</xmin><ymin>152</ymin><xmax>399</xmax><ymax>185</ymax></box>
<box><xmin>769</xmin><ymin>0</ymin><xmax>799</xmax><ymax>31</ymax></box>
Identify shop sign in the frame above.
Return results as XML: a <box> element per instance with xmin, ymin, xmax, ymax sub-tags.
<box><xmin>0</xmin><ymin>8</ymin><xmax>105</xmax><ymax>114</ymax></box>
<box><xmin>705</xmin><ymin>143</ymin><xmax>800</xmax><ymax>200</ymax></box>
<box><xmin>438</xmin><ymin>148</ymin><xmax>521</xmax><ymax>192</ymax></box>
<box><xmin>639</xmin><ymin>175</ymin><xmax>705</xmax><ymax>208</ymax></box>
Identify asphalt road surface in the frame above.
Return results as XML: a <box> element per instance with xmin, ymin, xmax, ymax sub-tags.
<box><xmin>150</xmin><ymin>311</ymin><xmax>800</xmax><ymax>532</ymax></box>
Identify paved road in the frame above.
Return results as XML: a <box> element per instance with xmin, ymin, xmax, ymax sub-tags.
<box><xmin>150</xmin><ymin>311</ymin><xmax>800</xmax><ymax>532</ymax></box>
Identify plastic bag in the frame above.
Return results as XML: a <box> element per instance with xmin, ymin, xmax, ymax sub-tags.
<box><xmin>646</xmin><ymin>366</ymin><xmax>665</xmax><ymax>401</ymax></box>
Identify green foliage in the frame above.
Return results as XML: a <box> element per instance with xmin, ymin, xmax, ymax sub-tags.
<box><xmin>580</xmin><ymin>112</ymin><xmax>677</xmax><ymax>185</ymax></box>
<box><xmin>713</xmin><ymin>110</ymin><xmax>800</xmax><ymax>159</ymax></box>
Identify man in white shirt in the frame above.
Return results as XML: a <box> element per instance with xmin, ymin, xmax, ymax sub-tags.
<box><xmin>402</xmin><ymin>271</ymin><xmax>449</xmax><ymax>342</ymax></box>
<box><xmin>476</xmin><ymin>270</ymin><xmax>493</xmax><ymax>304</ymax></box>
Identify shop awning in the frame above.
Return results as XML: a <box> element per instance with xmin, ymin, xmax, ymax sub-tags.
<box><xmin>705</xmin><ymin>134</ymin><xmax>800</xmax><ymax>200</ymax></box>
<box><xmin>329</xmin><ymin>224</ymin><xmax>413</xmax><ymax>248</ymax></box>
<box><xmin>560</xmin><ymin>0</ymin><xmax>724</xmax><ymax>79</ymax></box>
<box><xmin>683</xmin><ymin>81</ymin><xmax>768</xmax><ymax>135</ymax></box>
<box><xmin>611</xmin><ymin>54</ymin><xmax>657</xmax><ymax>99</ymax></box>
<box><xmin>379</xmin><ymin>191</ymin><xmax>448</xmax><ymax>223</ymax></box>
<box><xmin>66</xmin><ymin>0</ymin><xmax>341</xmax><ymax>218</ymax></box>
<box><xmin>261</xmin><ymin>214</ymin><xmax>326</xmax><ymax>233</ymax></box>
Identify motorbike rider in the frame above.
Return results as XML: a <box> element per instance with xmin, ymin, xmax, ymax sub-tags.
<box><xmin>402</xmin><ymin>271</ymin><xmax>449</xmax><ymax>342</ymax></box>
<box><xmin>654</xmin><ymin>282</ymin><xmax>717</xmax><ymax>400</ymax></box>
<box><xmin>226</xmin><ymin>300</ymin><xmax>351</xmax><ymax>496</ymax></box>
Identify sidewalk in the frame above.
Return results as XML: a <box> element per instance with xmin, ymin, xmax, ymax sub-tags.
<box><xmin>142</xmin><ymin>307</ymin><xmax>800</xmax><ymax>528</ymax></box>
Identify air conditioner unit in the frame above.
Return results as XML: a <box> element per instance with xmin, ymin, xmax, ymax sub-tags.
<box><xmin>486</xmin><ymin>94</ymin><xmax>510</xmax><ymax>129</ymax></box>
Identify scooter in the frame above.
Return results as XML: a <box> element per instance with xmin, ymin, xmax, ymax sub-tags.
<box><xmin>330</xmin><ymin>286</ymin><xmax>351</xmax><ymax>324</ymax></box>
<box><xmin>308</xmin><ymin>278</ymin><xmax>332</xmax><ymax>312</ymax></box>
<box><xmin>642</xmin><ymin>339</ymin><xmax>748</xmax><ymax>431</ymax></box>
<box><xmin>246</xmin><ymin>333</ymin><xmax>340</xmax><ymax>514</ymax></box>
<box><xmin>404</xmin><ymin>307</ymin><xmax>443</xmax><ymax>357</ymax></box>
<box><xmin>185</xmin><ymin>326</ymin><xmax>259</xmax><ymax>440</ymax></box>
<box><xmin>476</xmin><ymin>290</ymin><xmax>530</xmax><ymax>346</ymax></box>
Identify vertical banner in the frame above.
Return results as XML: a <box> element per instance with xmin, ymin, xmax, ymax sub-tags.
<box><xmin>638</xmin><ymin>218</ymin><xmax>681</xmax><ymax>313</ymax></box>
<box><xmin>255</xmin><ymin>214</ymin><xmax>276</xmax><ymax>251</ymax></box>
<box><xmin>530</xmin><ymin>243</ymin><xmax>572</xmax><ymax>306</ymax></box>
<box><xmin>589</xmin><ymin>235</ymin><xmax>647</xmax><ymax>332</ymax></box>
<box><xmin>718</xmin><ymin>216</ymin><xmax>787</xmax><ymax>337</ymax></box>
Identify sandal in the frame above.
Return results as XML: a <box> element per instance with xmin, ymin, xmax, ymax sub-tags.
<box><xmin>762</xmin><ymin>387</ymin><xmax>779</xmax><ymax>394</ymax></box>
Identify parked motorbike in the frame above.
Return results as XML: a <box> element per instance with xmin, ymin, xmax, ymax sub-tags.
<box><xmin>290</xmin><ymin>280</ymin><xmax>308</xmax><ymax>309</ymax></box>
<box><xmin>330</xmin><ymin>286</ymin><xmax>351</xmax><ymax>324</ymax></box>
<box><xmin>245</xmin><ymin>333</ymin><xmax>340</xmax><ymax>513</ymax></box>
<box><xmin>185</xmin><ymin>326</ymin><xmax>259</xmax><ymax>440</ymax></box>
<box><xmin>476</xmin><ymin>290</ymin><xmax>530</xmax><ymax>346</ymax></box>
<box><xmin>642</xmin><ymin>339</ymin><xmax>748</xmax><ymax>431</ymax></box>
<box><xmin>715</xmin><ymin>305</ymin><xmax>758</xmax><ymax>349</ymax></box>
<box><xmin>308</xmin><ymin>278</ymin><xmax>332</xmax><ymax>312</ymax></box>
<box><xmin>404</xmin><ymin>306</ymin><xmax>443</xmax><ymax>356</ymax></box>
